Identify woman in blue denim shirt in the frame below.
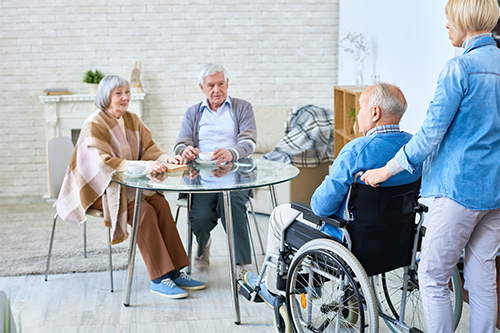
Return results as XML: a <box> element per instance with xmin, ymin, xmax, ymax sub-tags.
<box><xmin>362</xmin><ymin>0</ymin><xmax>500</xmax><ymax>331</ymax></box>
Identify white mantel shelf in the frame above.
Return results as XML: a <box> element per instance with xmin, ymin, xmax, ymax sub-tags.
<box><xmin>40</xmin><ymin>93</ymin><xmax>146</xmax><ymax>143</ymax></box>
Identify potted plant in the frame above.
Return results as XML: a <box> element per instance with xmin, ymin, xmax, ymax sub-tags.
<box><xmin>348</xmin><ymin>108</ymin><xmax>357</xmax><ymax>135</ymax></box>
<box><xmin>83</xmin><ymin>69</ymin><xmax>105</xmax><ymax>94</ymax></box>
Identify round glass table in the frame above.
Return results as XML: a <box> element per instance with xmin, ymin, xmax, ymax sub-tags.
<box><xmin>112</xmin><ymin>158</ymin><xmax>299</xmax><ymax>323</ymax></box>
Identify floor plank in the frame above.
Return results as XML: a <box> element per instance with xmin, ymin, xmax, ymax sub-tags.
<box><xmin>0</xmin><ymin>194</ymin><xmax>493</xmax><ymax>332</ymax></box>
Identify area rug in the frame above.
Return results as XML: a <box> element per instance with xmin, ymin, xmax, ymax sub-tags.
<box><xmin>0</xmin><ymin>199</ymin><xmax>129</xmax><ymax>277</ymax></box>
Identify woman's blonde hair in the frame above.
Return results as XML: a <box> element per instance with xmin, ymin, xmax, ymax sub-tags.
<box><xmin>446</xmin><ymin>0</ymin><xmax>500</xmax><ymax>32</ymax></box>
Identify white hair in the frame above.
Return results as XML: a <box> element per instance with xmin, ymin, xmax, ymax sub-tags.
<box><xmin>95</xmin><ymin>75</ymin><xmax>129</xmax><ymax>111</ymax></box>
<box><xmin>198</xmin><ymin>63</ymin><xmax>228</xmax><ymax>87</ymax></box>
<box><xmin>368</xmin><ymin>83</ymin><xmax>407</xmax><ymax>118</ymax></box>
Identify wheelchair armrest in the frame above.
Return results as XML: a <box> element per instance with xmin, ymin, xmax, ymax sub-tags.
<box><xmin>290</xmin><ymin>202</ymin><xmax>348</xmax><ymax>228</ymax></box>
<box><xmin>416</xmin><ymin>203</ymin><xmax>429</xmax><ymax>213</ymax></box>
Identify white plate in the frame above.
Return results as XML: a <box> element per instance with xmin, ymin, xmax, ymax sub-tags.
<box><xmin>124</xmin><ymin>170</ymin><xmax>150</xmax><ymax>178</ymax></box>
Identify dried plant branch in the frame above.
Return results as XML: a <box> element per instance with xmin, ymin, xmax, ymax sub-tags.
<box><xmin>339</xmin><ymin>31</ymin><xmax>370</xmax><ymax>61</ymax></box>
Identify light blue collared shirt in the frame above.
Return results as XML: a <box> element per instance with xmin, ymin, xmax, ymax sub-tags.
<box><xmin>313</xmin><ymin>126</ymin><xmax>421</xmax><ymax>240</ymax></box>
<box><xmin>198</xmin><ymin>97</ymin><xmax>237</xmax><ymax>153</ymax></box>
<box><xmin>198</xmin><ymin>96</ymin><xmax>237</xmax><ymax>185</ymax></box>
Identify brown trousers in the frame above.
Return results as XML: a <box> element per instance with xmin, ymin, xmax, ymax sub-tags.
<box><xmin>92</xmin><ymin>193</ymin><xmax>189</xmax><ymax>280</ymax></box>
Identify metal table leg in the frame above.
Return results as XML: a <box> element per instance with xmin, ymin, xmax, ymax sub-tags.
<box><xmin>123</xmin><ymin>188</ymin><xmax>143</xmax><ymax>307</ymax></box>
<box><xmin>222</xmin><ymin>190</ymin><xmax>241</xmax><ymax>324</ymax></box>
<box><xmin>269</xmin><ymin>184</ymin><xmax>279</xmax><ymax>209</ymax></box>
<box><xmin>186</xmin><ymin>193</ymin><xmax>193</xmax><ymax>274</ymax></box>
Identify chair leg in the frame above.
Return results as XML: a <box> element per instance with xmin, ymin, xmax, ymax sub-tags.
<box><xmin>45</xmin><ymin>213</ymin><xmax>58</xmax><ymax>281</ymax></box>
<box><xmin>83</xmin><ymin>220</ymin><xmax>87</xmax><ymax>258</ymax></box>
<box><xmin>174</xmin><ymin>205</ymin><xmax>181</xmax><ymax>225</ymax></box>
<box><xmin>248</xmin><ymin>199</ymin><xmax>265</xmax><ymax>255</ymax></box>
<box><xmin>108</xmin><ymin>228</ymin><xmax>114</xmax><ymax>292</ymax></box>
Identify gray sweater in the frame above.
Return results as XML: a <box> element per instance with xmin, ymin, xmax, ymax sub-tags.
<box><xmin>174</xmin><ymin>97</ymin><xmax>257</xmax><ymax>161</ymax></box>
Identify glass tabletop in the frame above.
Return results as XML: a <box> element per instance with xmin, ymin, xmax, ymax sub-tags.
<box><xmin>111</xmin><ymin>158</ymin><xmax>300</xmax><ymax>193</ymax></box>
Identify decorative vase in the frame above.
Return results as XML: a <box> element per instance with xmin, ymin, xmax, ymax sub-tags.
<box><xmin>355</xmin><ymin>59</ymin><xmax>364</xmax><ymax>87</ymax></box>
<box><xmin>87</xmin><ymin>83</ymin><xmax>98</xmax><ymax>94</ymax></box>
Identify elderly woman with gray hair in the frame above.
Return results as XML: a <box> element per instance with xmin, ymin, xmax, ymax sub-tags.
<box><xmin>56</xmin><ymin>74</ymin><xmax>206</xmax><ymax>299</ymax></box>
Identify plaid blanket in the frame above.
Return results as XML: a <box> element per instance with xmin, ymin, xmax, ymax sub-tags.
<box><xmin>55</xmin><ymin>109</ymin><xmax>165</xmax><ymax>244</ymax></box>
<box><xmin>263</xmin><ymin>105</ymin><xmax>334</xmax><ymax>167</ymax></box>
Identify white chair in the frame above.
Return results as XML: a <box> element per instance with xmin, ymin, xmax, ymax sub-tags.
<box><xmin>174</xmin><ymin>194</ymin><xmax>264</xmax><ymax>274</ymax></box>
<box><xmin>44</xmin><ymin>136</ymin><xmax>114</xmax><ymax>292</ymax></box>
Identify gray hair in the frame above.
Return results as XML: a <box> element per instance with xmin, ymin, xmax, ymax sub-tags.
<box><xmin>368</xmin><ymin>83</ymin><xmax>407</xmax><ymax>118</ymax></box>
<box><xmin>198</xmin><ymin>63</ymin><xmax>228</xmax><ymax>87</ymax></box>
<box><xmin>95</xmin><ymin>75</ymin><xmax>130</xmax><ymax>111</ymax></box>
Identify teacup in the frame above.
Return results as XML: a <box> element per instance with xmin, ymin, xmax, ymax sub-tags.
<box><xmin>127</xmin><ymin>162</ymin><xmax>146</xmax><ymax>174</ymax></box>
<box><xmin>198</xmin><ymin>151</ymin><xmax>213</xmax><ymax>161</ymax></box>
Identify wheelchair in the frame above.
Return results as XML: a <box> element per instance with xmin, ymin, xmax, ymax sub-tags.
<box><xmin>239</xmin><ymin>173</ymin><xmax>463</xmax><ymax>332</ymax></box>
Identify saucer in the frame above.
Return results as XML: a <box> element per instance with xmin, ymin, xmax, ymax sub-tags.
<box><xmin>197</xmin><ymin>159</ymin><xmax>217</xmax><ymax>165</ymax></box>
<box><xmin>124</xmin><ymin>170</ymin><xmax>150</xmax><ymax>178</ymax></box>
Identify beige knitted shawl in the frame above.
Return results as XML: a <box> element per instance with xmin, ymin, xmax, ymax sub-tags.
<box><xmin>56</xmin><ymin>109</ymin><xmax>164</xmax><ymax>244</ymax></box>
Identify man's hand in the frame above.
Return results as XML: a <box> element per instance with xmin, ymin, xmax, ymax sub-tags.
<box><xmin>213</xmin><ymin>148</ymin><xmax>233</xmax><ymax>164</ymax></box>
<box><xmin>360</xmin><ymin>166</ymin><xmax>392</xmax><ymax>187</ymax></box>
<box><xmin>167</xmin><ymin>155</ymin><xmax>186</xmax><ymax>165</ymax></box>
<box><xmin>186</xmin><ymin>168</ymin><xmax>199</xmax><ymax>179</ymax></box>
<box><xmin>182</xmin><ymin>146</ymin><xmax>200</xmax><ymax>161</ymax></box>
<box><xmin>212</xmin><ymin>164</ymin><xmax>232</xmax><ymax>178</ymax></box>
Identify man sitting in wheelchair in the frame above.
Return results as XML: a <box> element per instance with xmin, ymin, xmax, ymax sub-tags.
<box><xmin>243</xmin><ymin>82</ymin><xmax>422</xmax><ymax>310</ymax></box>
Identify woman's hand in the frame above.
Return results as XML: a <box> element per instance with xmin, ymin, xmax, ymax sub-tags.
<box><xmin>182</xmin><ymin>146</ymin><xmax>199</xmax><ymax>161</ymax></box>
<box><xmin>360</xmin><ymin>166</ymin><xmax>392</xmax><ymax>187</ymax></box>
<box><xmin>148</xmin><ymin>172</ymin><xmax>167</xmax><ymax>182</ymax></box>
<box><xmin>148</xmin><ymin>161</ymin><xmax>167</xmax><ymax>174</ymax></box>
<box><xmin>167</xmin><ymin>155</ymin><xmax>186</xmax><ymax>165</ymax></box>
<box><xmin>213</xmin><ymin>148</ymin><xmax>233</xmax><ymax>164</ymax></box>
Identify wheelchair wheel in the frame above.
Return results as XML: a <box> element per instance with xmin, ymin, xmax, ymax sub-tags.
<box><xmin>285</xmin><ymin>239</ymin><xmax>378</xmax><ymax>332</ymax></box>
<box><xmin>372</xmin><ymin>265</ymin><xmax>463</xmax><ymax>332</ymax></box>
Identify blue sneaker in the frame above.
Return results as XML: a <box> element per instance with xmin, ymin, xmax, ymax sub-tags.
<box><xmin>244</xmin><ymin>271</ymin><xmax>275</xmax><ymax>309</ymax></box>
<box><xmin>150</xmin><ymin>278</ymin><xmax>188</xmax><ymax>299</ymax></box>
<box><xmin>172</xmin><ymin>272</ymin><xmax>207</xmax><ymax>291</ymax></box>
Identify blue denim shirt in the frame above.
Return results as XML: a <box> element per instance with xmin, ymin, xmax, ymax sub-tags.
<box><xmin>312</xmin><ymin>129</ymin><xmax>422</xmax><ymax>240</ymax></box>
<box><xmin>395</xmin><ymin>36</ymin><xmax>500</xmax><ymax>210</ymax></box>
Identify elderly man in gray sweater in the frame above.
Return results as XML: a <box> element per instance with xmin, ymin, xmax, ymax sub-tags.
<box><xmin>174</xmin><ymin>63</ymin><xmax>256</xmax><ymax>277</ymax></box>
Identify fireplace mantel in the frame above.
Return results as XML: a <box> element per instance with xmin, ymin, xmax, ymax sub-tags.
<box><xmin>40</xmin><ymin>93</ymin><xmax>145</xmax><ymax>144</ymax></box>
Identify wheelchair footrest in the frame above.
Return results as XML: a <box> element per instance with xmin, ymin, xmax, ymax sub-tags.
<box><xmin>237</xmin><ymin>280</ymin><xmax>264</xmax><ymax>303</ymax></box>
<box><xmin>409</xmin><ymin>328</ymin><xmax>424</xmax><ymax>333</ymax></box>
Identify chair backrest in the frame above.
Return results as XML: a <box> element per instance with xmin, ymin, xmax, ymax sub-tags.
<box><xmin>47</xmin><ymin>136</ymin><xmax>75</xmax><ymax>199</ymax></box>
<box><xmin>346</xmin><ymin>179</ymin><xmax>421</xmax><ymax>276</ymax></box>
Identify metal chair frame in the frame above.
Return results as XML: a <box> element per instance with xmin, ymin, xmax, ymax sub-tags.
<box><xmin>44</xmin><ymin>136</ymin><xmax>114</xmax><ymax>292</ymax></box>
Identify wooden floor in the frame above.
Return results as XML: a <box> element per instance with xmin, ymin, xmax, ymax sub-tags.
<box><xmin>0</xmin><ymin>194</ymin><xmax>484</xmax><ymax>332</ymax></box>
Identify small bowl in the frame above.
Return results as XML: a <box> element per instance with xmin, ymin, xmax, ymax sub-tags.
<box><xmin>198</xmin><ymin>151</ymin><xmax>213</xmax><ymax>161</ymax></box>
<box><xmin>127</xmin><ymin>163</ymin><xmax>146</xmax><ymax>174</ymax></box>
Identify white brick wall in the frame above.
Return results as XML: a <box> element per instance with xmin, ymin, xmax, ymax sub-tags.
<box><xmin>0</xmin><ymin>0</ymin><xmax>339</xmax><ymax>198</ymax></box>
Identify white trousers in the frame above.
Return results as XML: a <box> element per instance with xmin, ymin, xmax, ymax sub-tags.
<box><xmin>265</xmin><ymin>204</ymin><xmax>301</xmax><ymax>294</ymax></box>
<box><xmin>419</xmin><ymin>197</ymin><xmax>500</xmax><ymax>333</ymax></box>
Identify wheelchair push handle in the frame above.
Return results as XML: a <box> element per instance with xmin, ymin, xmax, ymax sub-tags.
<box><xmin>353</xmin><ymin>171</ymin><xmax>364</xmax><ymax>183</ymax></box>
